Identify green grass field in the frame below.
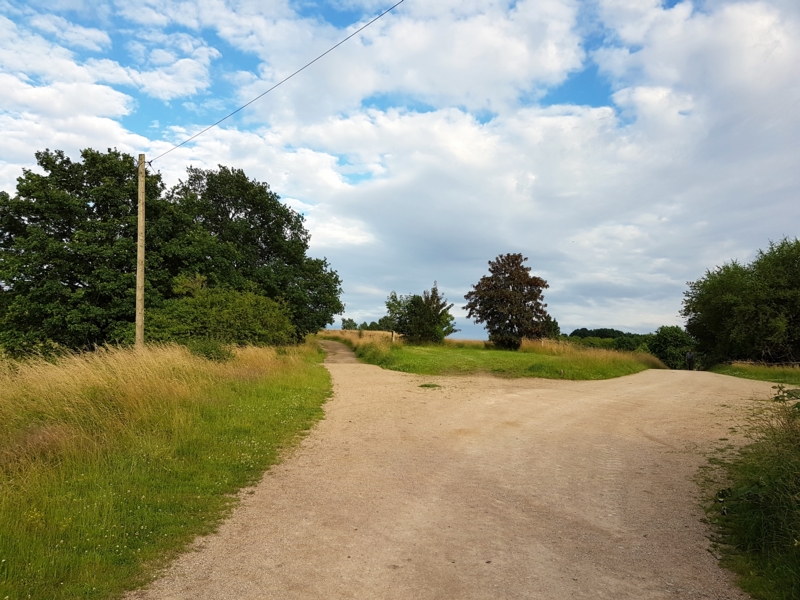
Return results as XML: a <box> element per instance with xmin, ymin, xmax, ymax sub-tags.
<box><xmin>711</xmin><ymin>362</ymin><xmax>800</xmax><ymax>385</ymax></box>
<box><xmin>320</xmin><ymin>331</ymin><xmax>664</xmax><ymax>380</ymax></box>
<box><xmin>0</xmin><ymin>342</ymin><xmax>331</xmax><ymax>599</ymax></box>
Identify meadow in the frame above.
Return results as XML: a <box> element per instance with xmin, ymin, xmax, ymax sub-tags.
<box><xmin>0</xmin><ymin>342</ymin><xmax>331</xmax><ymax>599</ymax></box>
<box><xmin>711</xmin><ymin>362</ymin><xmax>800</xmax><ymax>385</ymax></box>
<box><xmin>319</xmin><ymin>330</ymin><xmax>664</xmax><ymax>379</ymax></box>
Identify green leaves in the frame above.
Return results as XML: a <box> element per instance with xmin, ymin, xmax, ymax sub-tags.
<box><xmin>385</xmin><ymin>283</ymin><xmax>458</xmax><ymax>344</ymax></box>
<box><xmin>0</xmin><ymin>149</ymin><xmax>344</xmax><ymax>353</ymax></box>
<box><xmin>682</xmin><ymin>238</ymin><xmax>800</xmax><ymax>363</ymax></box>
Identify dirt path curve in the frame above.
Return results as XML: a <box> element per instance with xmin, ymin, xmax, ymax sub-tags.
<box><xmin>129</xmin><ymin>341</ymin><xmax>774</xmax><ymax>599</ymax></box>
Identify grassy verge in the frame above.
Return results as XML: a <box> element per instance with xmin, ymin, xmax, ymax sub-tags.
<box><xmin>319</xmin><ymin>330</ymin><xmax>664</xmax><ymax>379</ymax></box>
<box><xmin>0</xmin><ymin>341</ymin><xmax>330</xmax><ymax>599</ymax></box>
<box><xmin>703</xmin><ymin>386</ymin><xmax>800</xmax><ymax>600</ymax></box>
<box><xmin>711</xmin><ymin>362</ymin><xmax>800</xmax><ymax>385</ymax></box>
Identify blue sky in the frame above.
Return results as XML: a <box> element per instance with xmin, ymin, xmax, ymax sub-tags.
<box><xmin>1</xmin><ymin>0</ymin><xmax>799</xmax><ymax>338</ymax></box>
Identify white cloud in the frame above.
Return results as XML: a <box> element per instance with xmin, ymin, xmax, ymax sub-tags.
<box><xmin>2</xmin><ymin>0</ymin><xmax>799</xmax><ymax>335</ymax></box>
<box><xmin>29</xmin><ymin>14</ymin><xmax>111</xmax><ymax>51</ymax></box>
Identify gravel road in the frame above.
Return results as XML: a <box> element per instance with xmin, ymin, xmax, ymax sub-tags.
<box><xmin>128</xmin><ymin>340</ymin><xmax>772</xmax><ymax>599</ymax></box>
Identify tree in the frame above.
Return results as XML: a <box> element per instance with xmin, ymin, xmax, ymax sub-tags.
<box><xmin>0</xmin><ymin>149</ymin><xmax>344</xmax><ymax>353</ymax></box>
<box><xmin>0</xmin><ymin>149</ymin><xmax>168</xmax><ymax>353</ymax></box>
<box><xmin>649</xmin><ymin>326</ymin><xmax>694</xmax><ymax>369</ymax></box>
<box><xmin>166</xmin><ymin>165</ymin><xmax>343</xmax><ymax>337</ymax></box>
<box><xmin>385</xmin><ymin>283</ymin><xmax>458</xmax><ymax>344</ymax></box>
<box><xmin>464</xmin><ymin>253</ymin><xmax>550</xmax><ymax>350</ymax></box>
<box><xmin>682</xmin><ymin>238</ymin><xmax>800</xmax><ymax>363</ymax></box>
<box><xmin>341</xmin><ymin>318</ymin><xmax>357</xmax><ymax>330</ymax></box>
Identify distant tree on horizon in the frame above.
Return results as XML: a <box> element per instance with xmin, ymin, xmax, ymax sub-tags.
<box><xmin>464</xmin><ymin>253</ymin><xmax>551</xmax><ymax>350</ymax></box>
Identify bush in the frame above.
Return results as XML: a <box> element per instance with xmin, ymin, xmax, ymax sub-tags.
<box><xmin>141</xmin><ymin>285</ymin><xmax>295</xmax><ymax>347</ymax></box>
<box><xmin>650</xmin><ymin>326</ymin><xmax>694</xmax><ymax>369</ymax></box>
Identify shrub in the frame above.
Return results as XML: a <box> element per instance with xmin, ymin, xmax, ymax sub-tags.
<box><xmin>650</xmin><ymin>326</ymin><xmax>694</xmax><ymax>369</ymax></box>
<box><xmin>142</xmin><ymin>285</ymin><xmax>295</xmax><ymax>347</ymax></box>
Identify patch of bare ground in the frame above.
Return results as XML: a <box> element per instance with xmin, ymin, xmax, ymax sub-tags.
<box><xmin>128</xmin><ymin>340</ymin><xmax>772</xmax><ymax>599</ymax></box>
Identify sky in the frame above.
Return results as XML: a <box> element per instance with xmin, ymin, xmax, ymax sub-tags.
<box><xmin>1</xmin><ymin>0</ymin><xmax>798</xmax><ymax>339</ymax></box>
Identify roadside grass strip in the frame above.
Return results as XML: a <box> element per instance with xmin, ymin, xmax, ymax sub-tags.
<box><xmin>319</xmin><ymin>331</ymin><xmax>664</xmax><ymax>380</ymax></box>
<box><xmin>711</xmin><ymin>363</ymin><xmax>800</xmax><ymax>386</ymax></box>
<box><xmin>703</xmin><ymin>386</ymin><xmax>800</xmax><ymax>600</ymax></box>
<box><xmin>0</xmin><ymin>342</ymin><xmax>331</xmax><ymax>599</ymax></box>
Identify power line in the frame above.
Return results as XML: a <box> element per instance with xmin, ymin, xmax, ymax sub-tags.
<box><xmin>150</xmin><ymin>0</ymin><xmax>406</xmax><ymax>163</ymax></box>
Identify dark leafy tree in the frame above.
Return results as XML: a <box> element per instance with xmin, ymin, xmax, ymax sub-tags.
<box><xmin>0</xmin><ymin>149</ymin><xmax>168</xmax><ymax>353</ymax></box>
<box><xmin>682</xmin><ymin>238</ymin><xmax>800</xmax><ymax>363</ymax></box>
<box><xmin>341</xmin><ymin>317</ymin><xmax>358</xmax><ymax>330</ymax></box>
<box><xmin>649</xmin><ymin>326</ymin><xmax>694</xmax><ymax>370</ymax></box>
<box><xmin>385</xmin><ymin>283</ymin><xmax>458</xmax><ymax>344</ymax></box>
<box><xmin>0</xmin><ymin>149</ymin><xmax>344</xmax><ymax>353</ymax></box>
<box><xmin>166</xmin><ymin>165</ymin><xmax>343</xmax><ymax>337</ymax></box>
<box><xmin>464</xmin><ymin>253</ymin><xmax>550</xmax><ymax>350</ymax></box>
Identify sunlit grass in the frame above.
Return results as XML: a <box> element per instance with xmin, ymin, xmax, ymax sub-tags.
<box><xmin>0</xmin><ymin>341</ymin><xmax>331</xmax><ymax>599</ymax></box>
<box><xmin>711</xmin><ymin>362</ymin><xmax>800</xmax><ymax>385</ymax></box>
<box><xmin>319</xmin><ymin>330</ymin><xmax>664</xmax><ymax>380</ymax></box>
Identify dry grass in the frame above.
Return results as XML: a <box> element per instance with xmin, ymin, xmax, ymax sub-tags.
<box><xmin>0</xmin><ymin>342</ymin><xmax>331</xmax><ymax>599</ymax></box>
<box><xmin>0</xmin><ymin>344</ymin><xmax>292</xmax><ymax>473</ymax></box>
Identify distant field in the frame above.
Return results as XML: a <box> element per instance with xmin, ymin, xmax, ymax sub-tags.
<box><xmin>711</xmin><ymin>362</ymin><xmax>800</xmax><ymax>386</ymax></box>
<box><xmin>0</xmin><ymin>341</ymin><xmax>331</xmax><ymax>600</ymax></box>
<box><xmin>319</xmin><ymin>330</ymin><xmax>664</xmax><ymax>380</ymax></box>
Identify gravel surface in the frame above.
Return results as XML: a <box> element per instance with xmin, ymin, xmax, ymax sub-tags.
<box><xmin>128</xmin><ymin>340</ymin><xmax>771</xmax><ymax>599</ymax></box>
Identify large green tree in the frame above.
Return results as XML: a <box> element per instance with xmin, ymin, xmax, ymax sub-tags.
<box><xmin>0</xmin><ymin>149</ymin><xmax>343</xmax><ymax>353</ymax></box>
<box><xmin>464</xmin><ymin>253</ymin><xmax>550</xmax><ymax>350</ymax></box>
<box><xmin>682</xmin><ymin>239</ymin><xmax>800</xmax><ymax>363</ymax></box>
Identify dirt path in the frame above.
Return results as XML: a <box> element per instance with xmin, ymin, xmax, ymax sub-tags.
<box><xmin>129</xmin><ymin>341</ymin><xmax>773</xmax><ymax>599</ymax></box>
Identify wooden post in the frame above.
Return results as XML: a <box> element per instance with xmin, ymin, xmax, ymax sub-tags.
<box><xmin>135</xmin><ymin>154</ymin><xmax>146</xmax><ymax>348</ymax></box>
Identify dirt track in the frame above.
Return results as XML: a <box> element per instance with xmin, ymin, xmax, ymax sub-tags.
<box><xmin>129</xmin><ymin>341</ymin><xmax>774</xmax><ymax>599</ymax></box>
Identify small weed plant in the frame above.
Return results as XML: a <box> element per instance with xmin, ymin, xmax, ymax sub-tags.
<box><xmin>318</xmin><ymin>330</ymin><xmax>664</xmax><ymax>380</ymax></box>
<box><xmin>706</xmin><ymin>384</ymin><xmax>800</xmax><ymax>599</ymax></box>
<box><xmin>0</xmin><ymin>341</ymin><xmax>330</xmax><ymax>599</ymax></box>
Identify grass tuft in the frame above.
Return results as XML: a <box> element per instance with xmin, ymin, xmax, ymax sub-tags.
<box><xmin>0</xmin><ymin>341</ymin><xmax>330</xmax><ymax>599</ymax></box>
<box><xmin>318</xmin><ymin>330</ymin><xmax>664</xmax><ymax>380</ymax></box>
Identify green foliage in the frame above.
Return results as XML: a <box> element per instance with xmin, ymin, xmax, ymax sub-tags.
<box><xmin>464</xmin><ymin>253</ymin><xmax>551</xmax><ymax>350</ymax></box>
<box><xmin>649</xmin><ymin>325</ymin><xmax>694</xmax><ymax>369</ymax></box>
<box><xmin>0</xmin><ymin>149</ymin><xmax>343</xmax><ymax>353</ymax></box>
<box><xmin>386</xmin><ymin>283</ymin><xmax>458</xmax><ymax>344</ymax></box>
<box><xmin>707</xmin><ymin>385</ymin><xmax>800</xmax><ymax>599</ymax></box>
<box><xmin>167</xmin><ymin>165</ymin><xmax>343</xmax><ymax>337</ymax></box>
<box><xmin>568</xmin><ymin>328</ymin><xmax>654</xmax><ymax>353</ymax></box>
<box><xmin>683</xmin><ymin>238</ymin><xmax>800</xmax><ymax>364</ymax></box>
<box><xmin>142</xmin><ymin>284</ymin><xmax>296</xmax><ymax>347</ymax></box>
<box><xmin>0</xmin><ymin>149</ymin><xmax>167</xmax><ymax>353</ymax></box>
<box><xmin>341</xmin><ymin>317</ymin><xmax>358</xmax><ymax>330</ymax></box>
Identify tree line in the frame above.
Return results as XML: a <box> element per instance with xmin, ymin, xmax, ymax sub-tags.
<box><xmin>0</xmin><ymin>148</ymin><xmax>344</xmax><ymax>355</ymax></box>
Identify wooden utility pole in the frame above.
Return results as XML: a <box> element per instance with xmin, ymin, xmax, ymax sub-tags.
<box><xmin>135</xmin><ymin>154</ymin><xmax>146</xmax><ymax>348</ymax></box>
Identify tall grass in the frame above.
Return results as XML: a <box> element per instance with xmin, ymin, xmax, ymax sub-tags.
<box><xmin>707</xmin><ymin>386</ymin><xmax>800</xmax><ymax>600</ymax></box>
<box><xmin>712</xmin><ymin>362</ymin><xmax>800</xmax><ymax>385</ymax></box>
<box><xmin>319</xmin><ymin>330</ymin><xmax>664</xmax><ymax>379</ymax></box>
<box><xmin>0</xmin><ymin>342</ymin><xmax>330</xmax><ymax>599</ymax></box>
